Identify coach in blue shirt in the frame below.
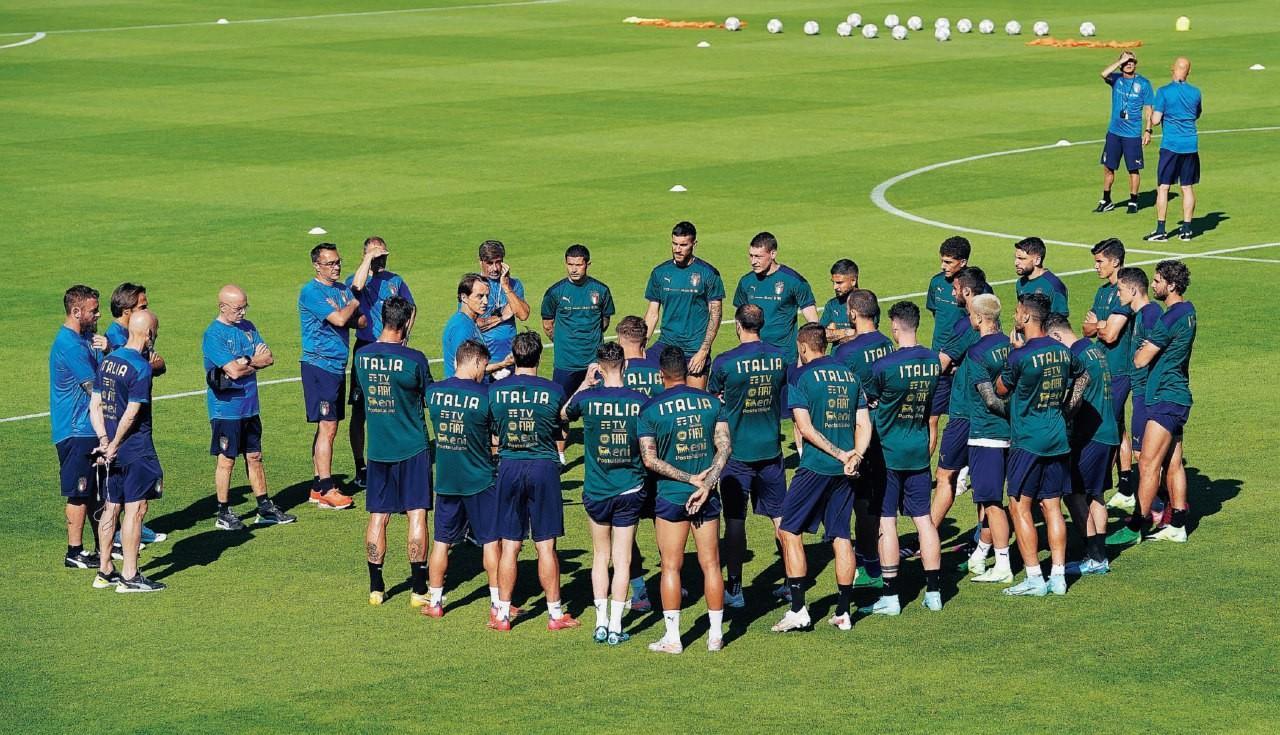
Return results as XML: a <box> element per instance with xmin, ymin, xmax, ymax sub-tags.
<box><xmin>473</xmin><ymin>240</ymin><xmax>529</xmax><ymax>376</ymax></box>
<box><xmin>1144</xmin><ymin>57</ymin><xmax>1203</xmax><ymax>243</ymax></box>
<box><xmin>1094</xmin><ymin>51</ymin><xmax>1154</xmax><ymax>214</ymax></box>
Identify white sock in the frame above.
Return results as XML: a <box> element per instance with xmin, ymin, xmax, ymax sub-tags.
<box><xmin>994</xmin><ymin>547</ymin><xmax>1011</xmax><ymax>570</ymax></box>
<box><xmin>708</xmin><ymin>609</ymin><xmax>724</xmax><ymax>641</ymax></box>
<box><xmin>593</xmin><ymin>598</ymin><xmax>607</xmax><ymax>628</ymax></box>
<box><xmin>975</xmin><ymin>540</ymin><xmax>992</xmax><ymax>556</ymax></box>
<box><xmin>429</xmin><ymin>586</ymin><xmax>444</xmax><ymax>605</ymax></box>
<box><xmin>609</xmin><ymin>599</ymin><xmax>625</xmax><ymax>633</ymax></box>
<box><xmin>496</xmin><ymin>600</ymin><xmax>511</xmax><ymax>621</ymax></box>
<box><xmin>1026</xmin><ymin>565</ymin><xmax>1044</xmax><ymax>581</ymax></box>
<box><xmin>489</xmin><ymin>586</ymin><xmax>499</xmax><ymax>605</ymax></box>
<box><xmin>558</xmin><ymin>451</ymin><xmax>567</xmax><ymax>465</ymax></box>
<box><xmin>548</xmin><ymin>599</ymin><xmax>563</xmax><ymax>620</ymax></box>
<box><xmin>662</xmin><ymin>610</ymin><xmax>680</xmax><ymax>642</ymax></box>
<box><xmin>1050</xmin><ymin>564</ymin><xmax>1065</xmax><ymax>577</ymax></box>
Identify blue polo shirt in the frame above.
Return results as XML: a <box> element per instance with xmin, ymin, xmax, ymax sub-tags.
<box><xmin>298</xmin><ymin>279</ymin><xmax>354</xmax><ymax>375</ymax></box>
<box><xmin>347</xmin><ymin>270</ymin><xmax>414</xmax><ymax>344</ymax></box>
<box><xmin>478</xmin><ymin>275</ymin><xmax>525</xmax><ymax>361</ymax></box>
<box><xmin>49</xmin><ymin>326</ymin><xmax>99</xmax><ymax>444</ymax></box>
<box><xmin>95</xmin><ymin>347</ymin><xmax>156</xmax><ymax>464</ymax></box>
<box><xmin>105</xmin><ymin>321</ymin><xmax>128</xmax><ymax>352</ymax></box>
<box><xmin>202</xmin><ymin>318</ymin><xmax>266</xmax><ymax>419</ymax></box>
<box><xmin>1105</xmin><ymin>72</ymin><xmax>1154</xmax><ymax>138</ymax></box>
<box><xmin>1154</xmin><ymin>80</ymin><xmax>1202</xmax><ymax>154</ymax></box>
<box><xmin>441</xmin><ymin>310</ymin><xmax>483</xmax><ymax>378</ymax></box>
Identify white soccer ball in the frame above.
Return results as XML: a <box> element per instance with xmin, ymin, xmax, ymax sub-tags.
<box><xmin>978</xmin><ymin>19</ymin><xmax>995</xmax><ymax>34</ymax></box>
<box><xmin>1080</xmin><ymin>21</ymin><xmax>1096</xmax><ymax>37</ymax></box>
<box><xmin>884</xmin><ymin>14</ymin><xmax>900</xmax><ymax>28</ymax></box>
<box><xmin>804</xmin><ymin>20</ymin><xmax>820</xmax><ymax>35</ymax></box>
<box><xmin>935</xmin><ymin>17</ymin><xmax>950</xmax><ymax>29</ymax></box>
<box><xmin>861</xmin><ymin>23</ymin><xmax>878</xmax><ymax>38</ymax></box>
<box><xmin>847</xmin><ymin>13</ymin><xmax>862</xmax><ymax>27</ymax></box>
<box><xmin>724</xmin><ymin>16</ymin><xmax>741</xmax><ymax>31</ymax></box>
<box><xmin>767</xmin><ymin>18</ymin><xmax>783</xmax><ymax>34</ymax></box>
<box><xmin>1033</xmin><ymin>20</ymin><xmax>1049</xmax><ymax>36</ymax></box>
<box><xmin>935</xmin><ymin>27</ymin><xmax>951</xmax><ymax>42</ymax></box>
<box><xmin>907</xmin><ymin>16</ymin><xmax>923</xmax><ymax>31</ymax></box>
<box><xmin>836</xmin><ymin>22</ymin><xmax>853</xmax><ymax>37</ymax></box>
<box><xmin>892</xmin><ymin>24</ymin><xmax>908</xmax><ymax>40</ymax></box>
<box><xmin>957</xmin><ymin>18</ymin><xmax>972</xmax><ymax>33</ymax></box>
<box><xmin>1005</xmin><ymin>20</ymin><xmax>1022</xmax><ymax>35</ymax></box>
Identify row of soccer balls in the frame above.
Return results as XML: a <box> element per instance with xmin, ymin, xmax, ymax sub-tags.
<box><xmin>726</xmin><ymin>15</ymin><xmax>1099</xmax><ymax>41</ymax></box>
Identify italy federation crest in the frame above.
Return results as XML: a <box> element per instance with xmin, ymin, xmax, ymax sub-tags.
<box><xmin>690</xmin><ymin>273</ymin><xmax>701</xmax><ymax>289</ymax></box>
<box><xmin>774</xmin><ymin>281</ymin><xmax>785</xmax><ymax>296</ymax></box>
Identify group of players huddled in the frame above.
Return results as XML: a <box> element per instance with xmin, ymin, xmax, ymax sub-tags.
<box><xmin>50</xmin><ymin>222</ymin><xmax>1196</xmax><ymax>654</ymax></box>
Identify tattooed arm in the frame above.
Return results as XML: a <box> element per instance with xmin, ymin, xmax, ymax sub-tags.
<box><xmin>640</xmin><ymin>436</ymin><xmax>693</xmax><ymax>485</ymax></box>
<box><xmin>687</xmin><ymin>421</ymin><xmax>732</xmax><ymax>513</ymax></box>
<box><xmin>1064</xmin><ymin>372</ymin><xmax>1090</xmax><ymax>417</ymax></box>
<box><xmin>792</xmin><ymin>407</ymin><xmax>855</xmax><ymax>465</ymax></box>
<box><xmin>976</xmin><ymin>381</ymin><xmax>1008</xmax><ymax>418</ymax></box>
<box><xmin>689</xmin><ymin>300</ymin><xmax>722</xmax><ymax>375</ymax></box>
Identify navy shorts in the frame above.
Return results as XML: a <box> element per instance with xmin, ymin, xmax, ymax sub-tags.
<box><xmin>931</xmin><ymin>373</ymin><xmax>952</xmax><ymax>416</ymax></box>
<box><xmin>496</xmin><ymin>458</ymin><xmax>564</xmax><ymax>542</ymax></box>
<box><xmin>1131</xmin><ymin>392</ymin><xmax>1148</xmax><ymax>451</ymax></box>
<box><xmin>779</xmin><ymin>469</ymin><xmax>854</xmax><ymax>541</ymax></box>
<box><xmin>1101</xmin><ymin>132</ymin><xmax>1145</xmax><ymax>172</ymax></box>
<box><xmin>301</xmin><ymin>362</ymin><xmax>345</xmax><ymax>423</ymax></box>
<box><xmin>210</xmin><ymin>415</ymin><xmax>263</xmax><ymax>459</ymax></box>
<box><xmin>968</xmin><ymin>445</ymin><xmax>1008</xmax><ymax>504</ymax></box>
<box><xmin>853</xmin><ymin>442</ymin><xmax>886</xmax><ymax>509</ymax></box>
<box><xmin>349</xmin><ymin>339</ymin><xmax>372</xmax><ymax>406</ymax></box>
<box><xmin>639</xmin><ymin>475</ymin><xmax>657</xmax><ymax>519</ymax></box>
<box><xmin>366</xmin><ymin>449</ymin><xmax>433</xmax><ymax>514</ymax></box>
<box><xmin>1157</xmin><ymin>149</ymin><xmax>1200</xmax><ymax>186</ymax></box>
<box><xmin>938</xmin><ymin>418</ymin><xmax>970</xmax><ymax>471</ymax></box>
<box><xmin>1110</xmin><ymin>374</ymin><xmax>1131</xmax><ymax>423</ymax></box>
<box><xmin>104</xmin><ymin>456</ymin><xmax>163</xmax><ymax>504</ymax></box>
<box><xmin>1147</xmin><ymin>401</ymin><xmax>1190</xmax><ymax>438</ymax></box>
<box><xmin>583</xmin><ymin>491</ymin><xmax>644</xmax><ymax>527</ymax></box>
<box><xmin>1071</xmin><ymin>441</ymin><xmax>1117</xmax><ymax>498</ymax></box>
<box><xmin>57</xmin><ymin>436</ymin><xmax>100</xmax><ymax>499</ymax></box>
<box><xmin>720</xmin><ymin>455</ymin><xmax>787</xmax><ymax>520</ymax></box>
<box><xmin>1006</xmin><ymin>449</ymin><xmax>1068</xmax><ymax>501</ymax></box>
<box><xmin>552</xmin><ymin>368</ymin><xmax>589</xmax><ymax>398</ymax></box>
<box><xmin>647</xmin><ymin>342</ymin><xmax>710</xmax><ymax>378</ymax></box>
<box><xmin>654</xmin><ymin>492</ymin><xmax>721</xmax><ymax>524</ymax></box>
<box><xmin>434</xmin><ymin>486</ymin><xmax>500</xmax><ymax>545</ymax></box>
<box><xmin>881</xmin><ymin>467</ymin><xmax>931</xmax><ymax>518</ymax></box>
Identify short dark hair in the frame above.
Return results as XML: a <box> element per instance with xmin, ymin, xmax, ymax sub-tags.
<box><xmin>954</xmin><ymin>266</ymin><xmax>987</xmax><ymax>295</ymax></box>
<box><xmin>457</xmin><ymin>273</ymin><xmax>485</xmax><ymax>302</ymax></box>
<box><xmin>671</xmin><ymin>221</ymin><xmax>697</xmax><ymax>240</ymax></box>
<box><xmin>109</xmin><ymin>282</ymin><xmax>146</xmax><ymax>318</ymax></box>
<box><xmin>511</xmin><ymin>331</ymin><xmax>543</xmax><ymax>368</ymax></box>
<box><xmin>797</xmin><ymin>322</ymin><xmax>827</xmax><ymax>353</ymax></box>
<box><xmin>830</xmin><ymin>259</ymin><xmax>859</xmax><ymax>277</ymax></box>
<box><xmin>888</xmin><ymin>301</ymin><xmax>920</xmax><ymax>329</ymax></box>
<box><xmin>615</xmin><ymin>315</ymin><xmax>648</xmax><ymax>343</ymax></box>
<box><xmin>597</xmin><ymin>341</ymin><xmax>624</xmax><ymax>368</ymax></box>
<box><xmin>1155</xmin><ymin>259</ymin><xmax>1191</xmax><ymax>294</ymax></box>
<box><xmin>749</xmin><ymin>232</ymin><xmax>778</xmax><ymax>251</ymax></box>
<box><xmin>1018</xmin><ymin>292</ymin><xmax>1051</xmax><ymax>323</ymax></box>
<box><xmin>659</xmin><ymin>345</ymin><xmax>687</xmax><ymax>379</ymax></box>
<box><xmin>735</xmin><ymin>303</ymin><xmax>764</xmax><ymax>333</ymax></box>
<box><xmin>565</xmin><ymin>244</ymin><xmax>590</xmax><ymax>261</ymax></box>
<box><xmin>456</xmin><ymin>338</ymin><xmax>491</xmax><ymax>367</ymax></box>
<box><xmin>939</xmin><ymin>236</ymin><xmax>971</xmax><ymax>261</ymax></box>
<box><xmin>1043</xmin><ymin>312</ymin><xmax>1072</xmax><ymax>333</ymax></box>
<box><xmin>1015</xmin><ymin>236</ymin><xmax>1047</xmax><ymax>262</ymax></box>
<box><xmin>478</xmin><ymin>240</ymin><xmax>505</xmax><ymax>262</ymax></box>
<box><xmin>1091</xmin><ymin>237</ymin><xmax>1125</xmax><ymax>265</ymax></box>
<box><xmin>381</xmin><ymin>296</ymin><xmax>414</xmax><ymax>333</ymax></box>
<box><xmin>848</xmin><ymin>289</ymin><xmax>880</xmax><ymax>321</ymax></box>
<box><xmin>311</xmin><ymin>243</ymin><xmax>338</xmax><ymax>263</ymax></box>
<box><xmin>63</xmin><ymin>285</ymin><xmax>98</xmax><ymax>315</ymax></box>
<box><xmin>1117</xmin><ymin>266</ymin><xmax>1149</xmax><ymax>292</ymax></box>
<box><xmin>364</xmin><ymin>236</ymin><xmax>386</xmax><ymax>249</ymax></box>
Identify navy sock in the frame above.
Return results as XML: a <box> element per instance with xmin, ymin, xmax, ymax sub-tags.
<box><xmin>256</xmin><ymin>495</ymin><xmax>271</xmax><ymax>509</ymax></box>
<box><xmin>1101</xmin><ymin>189</ymin><xmax>1111</xmax><ymax>202</ymax></box>
<box><xmin>836</xmin><ymin>584</ymin><xmax>854</xmax><ymax>616</ymax></box>
<box><xmin>67</xmin><ymin>544</ymin><xmax>81</xmax><ymax>557</ymax></box>
<box><xmin>787</xmin><ymin>577</ymin><xmax>806</xmax><ymax>613</ymax></box>
<box><xmin>1171</xmin><ymin>508</ymin><xmax>1188</xmax><ymax>529</ymax></box>
<box><xmin>1155</xmin><ymin>220</ymin><xmax>1166</xmax><ymax>234</ymax></box>
<box><xmin>368</xmin><ymin>562</ymin><xmax>385</xmax><ymax>593</ymax></box>
<box><xmin>925</xmin><ymin>569</ymin><xmax>941</xmax><ymax>593</ymax></box>
<box><xmin>726</xmin><ymin>575</ymin><xmax>741</xmax><ymax>595</ymax></box>
<box><xmin>410</xmin><ymin>561</ymin><xmax>428</xmax><ymax>595</ymax></box>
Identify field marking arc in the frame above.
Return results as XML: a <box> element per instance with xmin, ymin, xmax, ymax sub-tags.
<box><xmin>0</xmin><ymin>31</ymin><xmax>44</xmax><ymax>48</ymax></box>
<box><xmin>0</xmin><ymin>0</ymin><xmax>568</xmax><ymax>37</ymax></box>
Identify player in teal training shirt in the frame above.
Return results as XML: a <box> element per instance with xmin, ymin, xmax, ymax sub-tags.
<box><xmin>1082</xmin><ymin>238</ymin><xmax>1134</xmax><ymax>498</ymax></box>
<box><xmin>819</xmin><ymin>259</ymin><xmax>860</xmax><ymax>347</ymax></box>
<box><xmin>731</xmin><ymin>232</ymin><xmax>818</xmax><ymax>364</ymax></box>
<box><xmin>1013</xmin><ymin>237</ymin><xmax>1070</xmax><ymax>320</ymax></box>
<box><xmin>643</xmin><ymin>221</ymin><xmax>724</xmax><ymax>389</ymax></box>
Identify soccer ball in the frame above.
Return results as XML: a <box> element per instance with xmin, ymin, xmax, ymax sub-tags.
<box><xmin>907</xmin><ymin>16</ymin><xmax>923</xmax><ymax>31</ymax></box>
<box><xmin>978</xmin><ymin>19</ymin><xmax>995</xmax><ymax>34</ymax></box>
<box><xmin>1080</xmin><ymin>21</ymin><xmax>1096</xmax><ymax>37</ymax></box>
<box><xmin>724</xmin><ymin>16</ymin><xmax>741</xmax><ymax>31</ymax></box>
<box><xmin>846</xmin><ymin>13</ymin><xmax>862</xmax><ymax>27</ymax></box>
<box><xmin>836</xmin><ymin>22</ymin><xmax>853</xmax><ymax>37</ymax></box>
<box><xmin>884</xmin><ymin>14</ymin><xmax>900</xmax><ymax>28</ymax></box>
<box><xmin>935</xmin><ymin>17</ymin><xmax>950</xmax><ymax>29</ymax></box>
<box><xmin>892</xmin><ymin>24</ymin><xmax>908</xmax><ymax>40</ymax></box>
<box><xmin>1005</xmin><ymin>20</ymin><xmax>1021</xmax><ymax>35</ymax></box>
<box><xmin>1033</xmin><ymin>21</ymin><xmax>1049</xmax><ymax>36</ymax></box>
<box><xmin>861</xmin><ymin>23</ymin><xmax>878</xmax><ymax>39</ymax></box>
<box><xmin>803</xmin><ymin>20</ymin><xmax>820</xmax><ymax>35</ymax></box>
<box><xmin>957</xmin><ymin>18</ymin><xmax>973</xmax><ymax>33</ymax></box>
<box><xmin>767</xmin><ymin>18</ymin><xmax>783</xmax><ymax>34</ymax></box>
<box><xmin>934</xmin><ymin>27</ymin><xmax>951</xmax><ymax>42</ymax></box>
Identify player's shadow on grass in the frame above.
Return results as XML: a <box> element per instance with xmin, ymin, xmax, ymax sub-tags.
<box><xmin>1189</xmin><ymin>211</ymin><xmax>1229</xmax><ymax>236</ymax></box>
<box><xmin>1136</xmin><ymin>189</ymin><xmax>1176</xmax><ymax>210</ymax></box>
<box><xmin>508</xmin><ymin>548</ymin><xmax>586</xmax><ymax>627</ymax></box>
<box><xmin>1185</xmin><ymin>465</ymin><xmax>1240</xmax><ymax>535</ymax></box>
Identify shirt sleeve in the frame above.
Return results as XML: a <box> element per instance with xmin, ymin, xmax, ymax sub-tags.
<box><xmin>1146</xmin><ymin>313</ymin><xmax>1174</xmax><ymax>349</ymax></box>
<box><xmin>707</xmin><ymin>357</ymin><xmax>725</xmax><ymax>394</ymax></box>
<box><xmin>999</xmin><ymin>354</ymin><xmax>1018</xmax><ymax>390</ymax></box>
<box><xmin>127</xmin><ymin>364</ymin><xmax>152</xmax><ymax>404</ymax></box>
<box><xmin>706</xmin><ymin>269</ymin><xmax>726</xmax><ymax>302</ymax></box>
<box><xmin>563</xmin><ymin>394</ymin><xmax>583</xmax><ymax>422</ymax></box>
<box><xmin>511</xmin><ymin>278</ymin><xmax>526</xmax><ymax>301</ymax></box>
<box><xmin>637</xmin><ymin>407</ymin><xmax>656</xmax><ymax>438</ymax></box>
<box><xmin>1153</xmin><ymin>87</ymin><xmax>1166</xmax><ymax>115</ymax></box>
<box><xmin>1141</xmin><ymin>82</ymin><xmax>1155</xmax><ymax>105</ymax></box>
<box><xmin>863</xmin><ymin>368</ymin><xmax>882</xmax><ymax>403</ymax></box>
<box><xmin>601</xmin><ymin>286</ymin><xmax>615</xmax><ymax>318</ymax></box>
<box><xmin>67</xmin><ymin>343</ymin><xmax>97</xmax><ymax>386</ymax></box>
<box><xmin>203</xmin><ymin>326</ymin><xmax>239</xmax><ymax>370</ymax></box>
<box><xmin>731</xmin><ymin>278</ymin><xmax>747</xmax><ymax>309</ymax></box>
<box><xmin>398</xmin><ymin>277</ymin><xmax>415</xmax><ymax>306</ymax></box>
<box><xmin>643</xmin><ymin>268</ymin><xmax>661</xmax><ymax>303</ymax></box>
<box><xmin>539</xmin><ymin>285</ymin><xmax>557</xmax><ymax>321</ymax></box>
<box><xmin>819</xmin><ymin>301</ymin><xmax>834</xmax><ymax>326</ymax></box>
<box><xmin>925</xmin><ymin>278</ymin><xmax>938</xmax><ymax>313</ymax></box>
<box><xmin>299</xmin><ymin>284</ymin><xmax>334</xmax><ymax>322</ymax></box>
<box><xmin>794</xmin><ymin>277</ymin><xmax>816</xmax><ymax>310</ymax></box>
<box><xmin>1105</xmin><ymin>72</ymin><xmax>1119</xmax><ymax>86</ymax></box>
<box><xmin>1070</xmin><ymin>353</ymin><xmax>1086</xmax><ymax>381</ymax></box>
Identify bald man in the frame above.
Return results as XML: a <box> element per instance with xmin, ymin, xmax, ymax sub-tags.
<box><xmin>1144</xmin><ymin>57</ymin><xmax>1203</xmax><ymax>242</ymax></box>
<box><xmin>90</xmin><ymin>311</ymin><xmax>165</xmax><ymax>592</ymax></box>
<box><xmin>203</xmin><ymin>285</ymin><xmax>296</xmax><ymax>531</ymax></box>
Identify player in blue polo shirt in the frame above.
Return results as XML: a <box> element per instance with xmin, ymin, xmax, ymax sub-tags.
<box><xmin>1095</xmin><ymin>51</ymin><xmax>1154</xmax><ymax>214</ymax></box>
<box><xmin>475</xmin><ymin>240</ymin><xmax>530</xmax><ymax>370</ymax></box>
<box><xmin>1145</xmin><ymin>57</ymin><xmax>1204</xmax><ymax>242</ymax></box>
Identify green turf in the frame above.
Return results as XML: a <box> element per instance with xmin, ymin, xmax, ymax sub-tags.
<box><xmin>3</xmin><ymin>1</ymin><xmax>1279</xmax><ymax>732</ymax></box>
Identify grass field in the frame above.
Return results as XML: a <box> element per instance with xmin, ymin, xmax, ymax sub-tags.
<box><xmin>3</xmin><ymin>1</ymin><xmax>1279</xmax><ymax>732</ymax></box>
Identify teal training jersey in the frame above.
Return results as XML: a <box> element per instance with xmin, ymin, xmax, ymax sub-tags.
<box><xmin>540</xmin><ymin>277</ymin><xmax>615</xmax><ymax>371</ymax></box>
<box><xmin>354</xmin><ymin>342</ymin><xmax>433</xmax><ymax>462</ymax></box>
<box><xmin>1069</xmin><ymin>339</ymin><xmax>1119</xmax><ymax>446</ymax></box>
<box><xmin>732</xmin><ymin>265</ymin><xmax>816</xmax><ymax>361</ymax></box>
<box><xmin>1145</xmin><ymin>301</ymin><xmax>1196</xmax><ymax>407</ymax></box>
<box><xmin>999</xmin><ymin>335</ymin><xmax>1083</xmax><ymax>456</ymax></box>
<box><xmin>820</xmin><ymin>296</ymin><xmax>851</xmax><ymax>333</ymax></box>
<box><xmin>1091</xmin><ymin>281</ymin><xmax>1133</xmax><ymax>379</ymax></box>
<box><xmin>564</xmin><ymin>386</ymin><xmax>647</xmax><ymax>500</ymax></box>
<box><xmin>926</xmin><ymin>272</ymin><xmax>964</xmax><ymax>349</ymax></box>
<box><xmin>1016</xmin><ymin>271</ymin><xmax>1070</xmax><ymax>317</ymax></box>
<box><xmin>644</xmin><ymin>258</ymin><xmax>725</xmax><ymax>354</ymax></box>
<box><xmin>965</xmin><ymin>333</ymin><xmax>1012</xmax><ymax>442</ymax></box>
<box><xmin>787</xmin><ymin>356</ymin><xmax>867</xmax><ymax>476</ymax></box>
<box><xmin>426</xmin><ymin>377</ymin><xmax>496</xmax><ymax>495</ymax></box>
<box><xmin>832</xmin><ymin>330</ymin><xmax>893</xmax><ymax>387</ymax></box>
<box><xmin>866</xmin><ymin>346</ymin><xmax>941</xmax><ymax>471</ymax></box>
<box><xmin>940</xmin><ymin>318</ymin><xmax>981</xmax><ymax>420</ymax></box>
<box><xmin>1128</xmin><ymin>302</ymin><xmax>1163</xmax><ymax>395</ymax></box>
<box><xmin>637</xmin><ymin>385</ymin><xmax>724</xmax><ymax>504</ymax></box>
<box><xmin>488</xmin><ymin>374</ymin><xmax>565</xmax><ymax>461</ymax></box>
<box><xmin>708</xmin><ymin>341</ymin><xmax>787</xmax><ymax>462</ymax></box>
<box><xmin>623</xmin><ymin>356</ymin><xmax>663</xmax><ymax>398</ymax></box>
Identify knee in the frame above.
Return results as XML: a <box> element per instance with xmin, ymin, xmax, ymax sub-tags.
<box><xmin>244</xmin><ymin>452</ymin><xmax>263</xmax><ymax>465</ymax></box>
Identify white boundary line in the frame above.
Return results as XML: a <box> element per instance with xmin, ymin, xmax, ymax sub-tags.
<box><xmin>0</xmin><ymin>0</ymin><xmax>567</xmax><ymax>37</ymax></box>
<box><xmin>0</xmin><ymin>31</ymin><xmax>44</xmax><ymax>48</ymax></box>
